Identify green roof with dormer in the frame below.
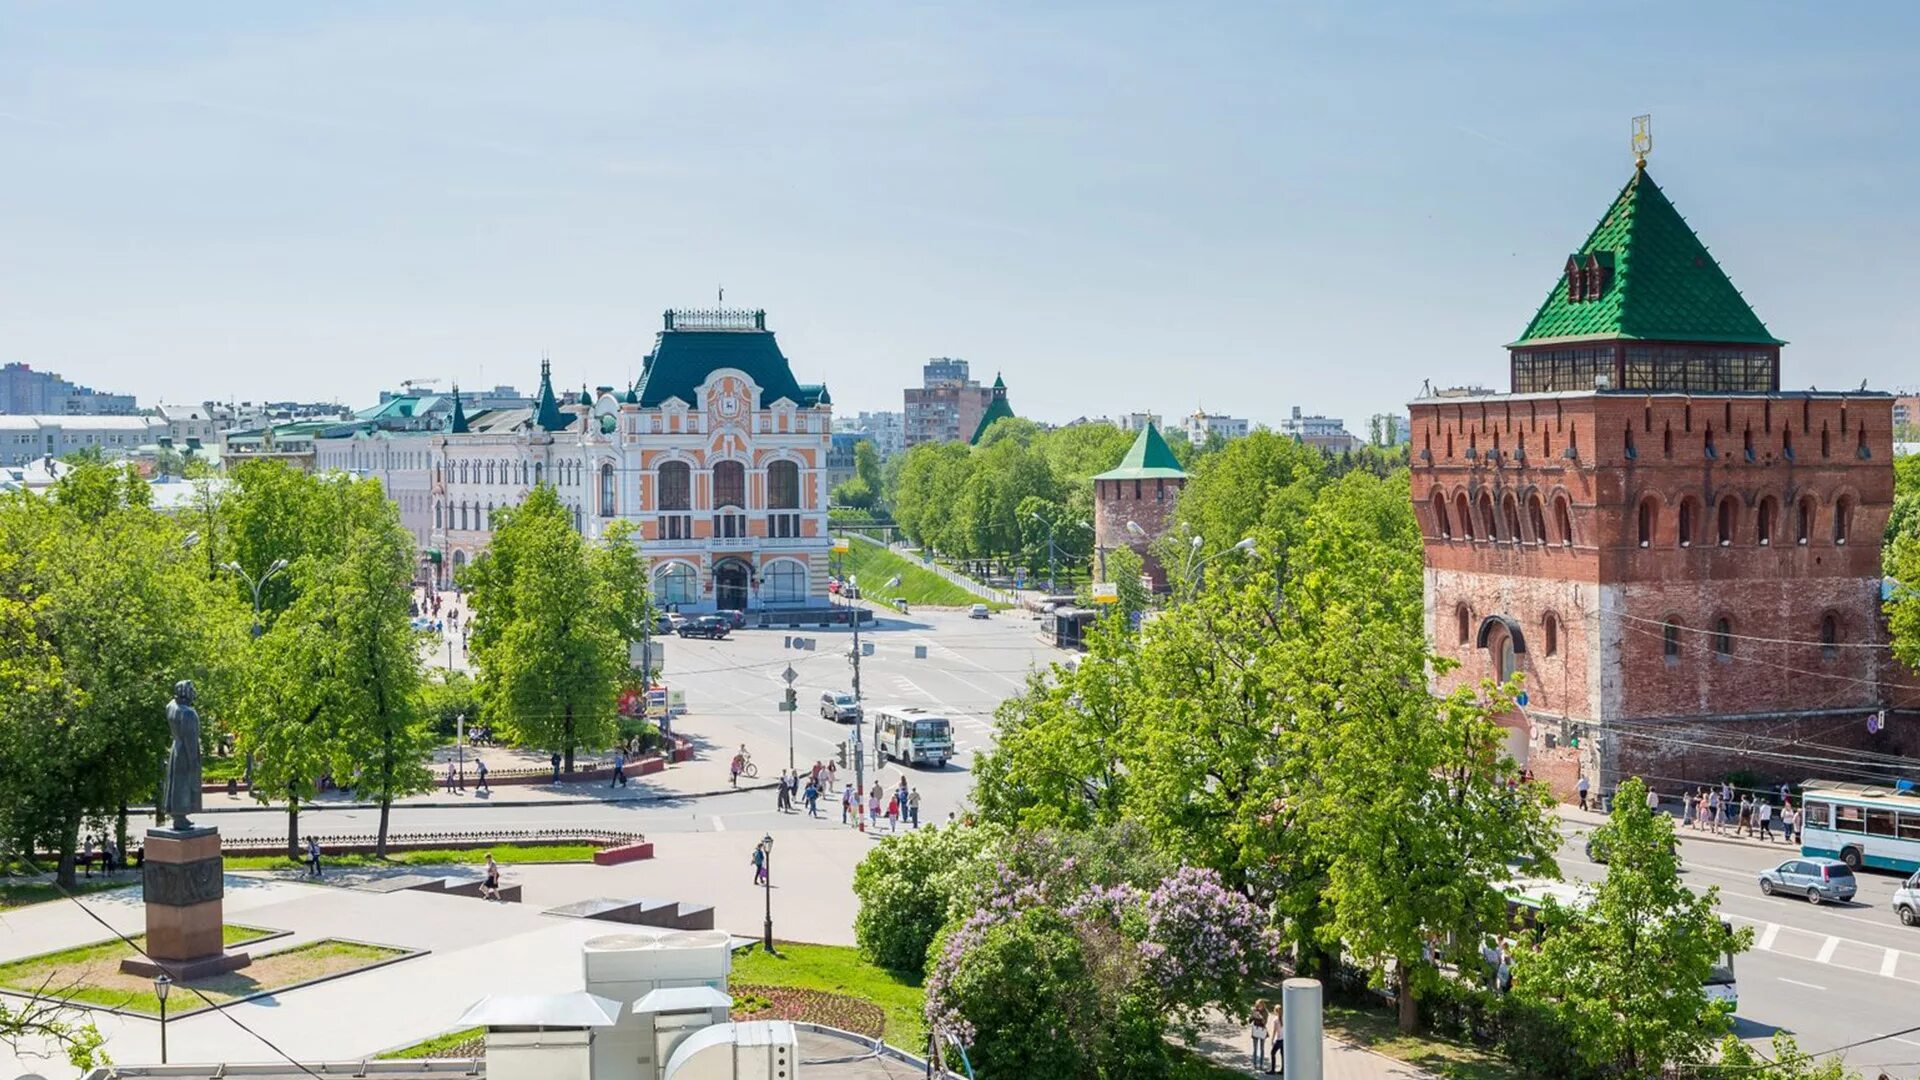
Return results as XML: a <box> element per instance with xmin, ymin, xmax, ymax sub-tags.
<box><xmin>969</xmin><ymin>372</ymin><xmax>1015</xmax><ymax>445</ymax></box>
<box><xmin>1512</xmin><ymin>165</ymin><xmax>1783</xmax><ymax>348</ymax></box>
<box><xmin>632</xmin><ymin>310</ymin><xmax>826</xmax><ymax>409</ymax></box>
<box><xmin>1093</xmin><ymin>421</ymin><xmax>1185</xmax><ymax>481</ymax></box>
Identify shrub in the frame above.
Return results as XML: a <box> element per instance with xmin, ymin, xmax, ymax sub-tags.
<box><xmin>928</xmin><ymin>907</ymin><xmax>1097</xmax><ymax>1078</ymax></box>
<box><xmin>852</xmin><ymin>824</ymin><xmax>1001</xmax><ymax>976</ymax></box>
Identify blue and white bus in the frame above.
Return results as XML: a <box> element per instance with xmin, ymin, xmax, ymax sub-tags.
<box><xmin>1798</xmin><ymin>780</ymin><xmax>1920</xmax><ymax>874</ymax></box>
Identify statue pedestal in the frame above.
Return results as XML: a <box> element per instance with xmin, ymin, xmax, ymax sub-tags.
<box><xmin>119</xmin><ymin>826</ymin><xmax>251</xmax><ymax>980</ymax></box>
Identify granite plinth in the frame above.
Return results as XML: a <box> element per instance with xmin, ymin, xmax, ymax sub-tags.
<box><xmin>141</xmin><ymin>825</ymin><xmax>226</xmax><ymax>963</ymax></box>
<box><xmin>119</xmin><ymin>950</ymin><xmax>251</xmax><ymax>981</ymax></box>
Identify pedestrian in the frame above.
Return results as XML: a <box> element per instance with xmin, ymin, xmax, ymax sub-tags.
<box><xmin>610</xmin><ymin>749</ymin><xmax>625</xmax><ymax>788</ymax></box>
<box><xmin>730</xmin><ymin>751</ymin><xmax>744</xmax><ymax>788</ymax></box>
<box><xmin>776</xmin><ymin>773</ymin><xmax>792</xmax><ymax>813</ymax></box>
<box><xmin>305</xmin><ymin>836</ymin><xmax>322</xmax><ymax>879</ymax></box>
<box><xmin>1645</xmin><ymin>783</ymin><xmax>1660</xmax><ymax>814</ymax></box>
<box><xmin>1757</xmin><ymin>799</ymin><xmax>1775</xmax><ymax>841</ymax></box>
<box><xmin>826</xmin><ymin>760</ymin><xmax>838</xmax><ymax>790</ymax></box>
<box><xmin>475</xmin><ymin>758</ymin><xmax>489</xmax><ymax>794</ymax></box>
<box><xmin>1783</xmin><ymin>802</ymin><xmax>1798</xmax><ymax>845</ymax></box>
<box><xmin>1706</xmin><ymin>789</ymin><xmax>1721</xmax><ymax>834</ymax></box>
<box><xmin>751</xmin><ymin>841</ymin><xmax>768</xmax><ymax>886</ymax></box>
<box><xmin>1265</xmin><ymin>996</ymin><xmax>1284</xmax><ymax>1073</ymax></box>
<box><xmin>81</xmin><ymin>836</ymin><xmax>95</xmax><ymax>879</ymax></box>
<box><xmin>909</xmin><ymin>787</ymin><xmax>922</xmax><ymax>829</ymax></box>
<box><xmin>868</xmin><ymin>784</ymin><xmax>882</xmax><ymax>825</ymax></box>
<box><xmin>896</xmin><ymin>776</ymin><xmax>909</xmax><ymax>813</ymax></box>
<box><xmin>842</xmin><ymin>783</ymin><xmax>855</xmax><ymax>825</ymax></box>
<box><xmin>1681</xmin><ymin>789</ymin><xmax>1695</xmax><ymax>829</ymax></box>
<box><xmin>804</xmin><ymin>779</ymin><xmax>820</xmax><ymax>818</ymax></box>
<box><xmin>1249</xmin><ymin>1000</ymin><xmax>1269</xmax><ymax>1070</ymax></box>
<box><xmin>480</xmin><ymin>853</ymin><xmax>501</xmax><ymax>901</ymax></box>
<box><xmin>1739</xmin><ymin>794</ymin><xmax>1754</xmax><ymax>836</ymax></box>
<box><xmin>550</xmin><ymin>752</ymin><xmax>562</xmax><ymax>785</ymax></box>
<box><xmin>885</xmin><ymin>792</ymin><xmax>900</xmax><ymax>832</ymax></box>
<box><xmin>1576</xmin><ymin>774</ymin><xmax>1590</xmax><ymax>812</ymax></box>
<box><xmin>445</xmin><ymin>762</ymin><xmax>461</xmax><ymax>794</ymax></box>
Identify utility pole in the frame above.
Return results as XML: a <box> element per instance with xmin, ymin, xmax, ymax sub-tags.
<box><xmin>835</xmin><ymin>538</ymin><xmax>867</xmax><ymax>796</ymax></box>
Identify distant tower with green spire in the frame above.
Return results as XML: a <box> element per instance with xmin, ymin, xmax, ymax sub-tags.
<box><xmin>968</xmin><ymin>373</ymin><xmax>1016</xmax><ymax>445</ymax></box>
<box><xmin>448</xmin><ymin>385</ymin><xmax>470</xmax><ymax>434</ymax></box>
<box><xmin>532</xmin><ymin>357</ymin><xmax>568</xmax><ymax>432</ymax></box>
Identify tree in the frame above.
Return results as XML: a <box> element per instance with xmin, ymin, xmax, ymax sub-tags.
<box><xmin>1098</xmin><ymin>546</ymin><xmax>1151</xmax><ymax>620</ymax></box>
<box><xmin>929</xmin><ymin>907</ymin><xmax>1099</xmax><ymax>1078</ymax></box>
<box><xmin>830</xmin><ymin>476</ymin><xmax>877</xmax><ymax>510</ymax></box>
<box><xmin>462</xmin><ymin>485</ymin><xmax>623</xmax><ymax>772</ymax></box>
<box><xmin>854</xmin><ymin>439</ymin><xmax>884</xmax><ymax>495</ymax></box>
<box><xmin>1512</xmin><ymin>777</ymin><xmax>1750</xmax><ymax>1076</ymax></box>
<box><xmin>852</xmin><ymin>823</ymin><xmax>1003</xmax><ymax>975</ymax></box>
<box><xmin>1713</xmin><ymin>1033</ymin><xmax>1862</xmax><ymax>1080</ymax></box>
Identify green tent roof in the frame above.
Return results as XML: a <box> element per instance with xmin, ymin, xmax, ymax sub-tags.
<box><xmin>449</xmin><ymin>387</ymin><xmax>470</xmax><ymax>434</ymax></box>
<box><xmin>969</xmin><ymin>373</ymin><xmax>1015</xmax><ymax>445</ymax></box>
<box><xmin>1513</xmin><ymin>165</ymin><xmax>1783</xmax><ymax>348</ymax></box>
<box><xmin>1093</xmin><ymin>422</ymin><xmax>1185</xmax><ymax>481</ymax></box>
<box><xmin>533</xmin><ymin>359</ymin><xmax>569</xmax><ymax>432</ymax></box>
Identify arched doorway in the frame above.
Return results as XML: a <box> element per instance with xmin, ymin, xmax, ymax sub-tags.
<box><xmin>1477</xmin><ymin>615</ymin><xmax>1531</xmax><ymax>768</ymax></box>
<box><xmin>714</xmin><ymin>559</ymin><xmax>751</xmax><ymax>611</ymax></box>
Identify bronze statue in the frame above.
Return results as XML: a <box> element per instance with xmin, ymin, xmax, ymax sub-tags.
<box><xmin>162</xmin><ymin>680</ymin><xmax>203</xmax><ymax>830</ymax></box>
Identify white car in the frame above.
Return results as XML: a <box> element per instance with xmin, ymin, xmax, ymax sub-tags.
<box><xmin>1895</xmin><ymin>870</ymin><xmax>1920</xmax><ymax>928</ymax></box>
<box><xmin>968</xmin><ymin>603</ymin><xmax>990</xmax><ymax>619</ymax></box>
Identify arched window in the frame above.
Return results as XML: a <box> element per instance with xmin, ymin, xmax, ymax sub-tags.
<box><xmin>1663</xmin><ymin>620</ymin><xmax>1681</xmax><ymax>658</ymax></box>
<box><xmin>1455</xmin><ymin>603</ymin><xmax>1471</xmax><ymax>645</ymax></box>
<box><xmin>1479</xmin><ymin>492</ymin><xmax>1498</xmax><ymax>542</ymax></box>
<box><xmin>520</xmin><ymin>461</ymin><xmax>529</xmax><ymax>485</ymax></box>
<box><xmin>1455</xmin><ymin>493</ymin><xmax>1474</xmax><ymax>540</ymax></box>
<box><xmin>1502</xmin><ymin>494</ymin><xmax>1522</xmax><ymax>544</ymax></box>
<box><xmin>1756</xmin><ymin>497</ymin><xmax>1776</xmax><ymax>546</ymax></box>
<box><xmin>434</xmin><ymin>502</ymin><xmax>442</xmax><ymax>529</ymax></box>
<box><xmin>768</xmin><ymin>460</ymin><xmax>801</xmax><ymax>509</ymax></box>
<box><xmin>1797</xmin><ymin>495</ymin><xmax>1814</xmax><ymax>545</ymax></box>
<box><xmin>487</xmin><ymin>461</ymin><xmax>496</xmax><ymax>486</ymax></box>
<box><xmin>599</xmin><ymin>463</ymin><xmax>616</xmax><ymax>517</ymax></box>
<box><xmin>761</xmin><ymin>560</ymin><xmax>808</xmax><ymax>604</ymax></box>
<box><xmin>1527</xmin><ymin>494</ymin><xmax>1547</xmax><ymax>546</ymax></box>
<box><xmin>659</xmin><ymin>461</ymin><xmax>692</xmax><ymax>510</ymax></box>
<box><xmin>1543</xmin><ymin>612</ymin><xmax>1559</xmax><ymax>657</ymax></box>
<box><xmin>1637</xmin><ymin>496</ymin><xmax>1657</xmax><ymax>547</ymax></box>
<box><xmin>1717</xmin><ymin>495</ymin><xmax>1738</xmax><ymax>546</ymax></box>
<box><xmin>1678</xmin><ymin>498</ymin><xmax>1697</xmax><ymax>547</ymax></box>
<box><xmin>653</xmin><ymin>562</ymin><xmax>698</xmax><ymax>606</ymax></box>
<box><xmin>1859</xmin><ymin>426</ymin><xmax>1871</xmax><ymax>459</ymax></box>
<box><xmin>1431</xmin><ymin>492</ymin><xmax>1452</xmax><ymax>539</ymax></box>
<box><xmin>1712</xmin><ymin>617</ymin><xmax>1733</xmax><ymax>657</ymax></box>
<box><xmin>459</xmin><ymin>502</ymin><xmax>469</xmax><ymax>531</ymax></box>
<box><xmin>1554</xmin><ymin>496</ymin><xmax>1574</xmax><ymax>547</ymax></box>
<box><xmin>713</xmin><ymin>460</ymin><xmax>746</xmax><ymax>509</ymax></box>
<box><xmin>1820</xmin><ymin>614</ymin><xmax>1838</xmax><ymax>660</ymax></box>
<box><xmin>1834</xmin><ymin>495</ymin><xmax>1853</xmax><ymax>544</ymax></box>
<box><xmin>482</xmin><ymin>501</ymin><xmax>492</xmax><ymax>531</ymax></box>
<box><xmin>1821</xmin><ymin>425</ymin><xmax>1831</xmax><ymax>458</ymax></box>
<box><xmin>534</xmin><ymin>461</ymin><xmax>545</xmax><ymax>485</ymax></box>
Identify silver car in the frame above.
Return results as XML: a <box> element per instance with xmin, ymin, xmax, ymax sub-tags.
<box><xmin>1758</xmin><ymin>857</ymin><xmax>1857</xmax><ymax>905</ymax></box>
<box><xmin>820</xmin><ymin>691</ymin><xmax>862</xmax><ymax>723</ymax></box>
<box><xmin>1894</xmin><ymin>870</ymin><xmax>1919</xmax><ymax>928</ymax></box>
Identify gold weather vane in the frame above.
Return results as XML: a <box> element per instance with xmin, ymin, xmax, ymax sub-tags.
<box><xmin>1632</xmin><ymin>114</ymin><xmax>1652</xmax><ymax>168</ymax></box>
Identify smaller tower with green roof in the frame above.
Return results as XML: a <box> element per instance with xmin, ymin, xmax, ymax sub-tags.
<box><xmin>1091</xmin><ymin>420</ymin><xmax>1186</xmax><ymax>591</ymax></box>
<box><xmin>968</xmin><ymin>374</ymin><xmax>1016</xmax><ymax>445</ymax></box>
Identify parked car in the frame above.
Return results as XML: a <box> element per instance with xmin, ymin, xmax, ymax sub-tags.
<box><xmin>820</xmin><ymin>691</ymin><xmax>862</xmax><ymax>723</ymax></box>
<box><xmin>1758</xmin><ymin>857</ymin><xmax>1857</xmax><ymax>905</ymax></box>
<box><xmin>1895</xmin><ymin>870</ymin><xmax>1920</xmax><ymax>928</ymax></box>
<box><xmin>969</xmin><ymin>603</ymin><xmax>990</xmax><ymax>619</ymax></box>
<box><xmin>677</xmin><ymin>615</ymin><xmax>732</xmax><ymax>640</ymax></box>
<box><xmin>721</xmin><ymin>609</ymin><xmax>747</xmax><ymax>629</ymax></box>
<box><xmin>651</xmin><ymin>613</ymin><xmax>674</xmax><ymax>634</ymax></box>
<box><xmin>664</xmin><ymin>613</ymin><xmax>691</xmax><ymax>633</ymax></box>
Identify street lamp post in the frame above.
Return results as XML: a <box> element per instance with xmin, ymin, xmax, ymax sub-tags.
<box><xmin>1187</xmin><ymin>535</ymin><xmax>1256</xmax><ymax>593</ymax></box>
<box><xmin>760</xmin><ymin>834</ymin><xmax>775</xmax><ymax>953</ymax></box>
<box><xmin>154</xmin><ymin>972</ymin><xmax>172</xmax><ymax>1063</ymax></box>
<box><xmin>223</xmin><ymin>556</ymin><xmax>289</xmax><ymax>787</ymax></box>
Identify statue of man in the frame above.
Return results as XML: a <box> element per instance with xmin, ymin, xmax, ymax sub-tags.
<box><xmin>163</xmin><ymin>680</ymin><xmax>204</xmax><ymax>830</ymax></box>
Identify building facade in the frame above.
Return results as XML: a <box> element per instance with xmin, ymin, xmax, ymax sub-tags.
<box><xmin>0</xmin><ymin>363</ymin><xmax>137</xmax><ymax>415</ymax></box>
<box><xmin>840</xmin><ymin>410</ymin><xmax>905</xmax><ymax>458</ymax></box>
<box><xmin>0</xmin><ymin>415</ymin><xmax>168</xmax><ymax>466</ymax></box>
<box><xmin>903</xmin><ymin>358</ymin><xmax>993</xmax><ymax>448</ymax></box>
<box><xmin>1179</xmin><ymin>410</ymin><xmax>1249</xmax><ymax>445</ymax></box>
<box><xmin>1409</xmin><ymin>161</ymin><xmax>1914</xmax><ymax>801</ymax></box>
<box><xmin>826</xmin><ymin>430</ymin><xmax>870</xmax><ymax>491</ymax></box>
<box><xmin>1093</xmin><ymin>421</ymin><xmax>1187</xmax><ymax>591</ymax></box>
<box><xmin>1278</xmin><ymin>406</ymin><xmax>1359</xmax><ymax>452</ymax></box>
<box><xmin>423</xmin><ymin>310</ymin><xmax>836</xmax><ymax>614</ymax></box>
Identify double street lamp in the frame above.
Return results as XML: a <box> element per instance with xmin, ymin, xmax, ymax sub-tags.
<box><xmin>224</xmin><ymin>558</ymin><xmax>290</xmax><ymax>638</ymax></box>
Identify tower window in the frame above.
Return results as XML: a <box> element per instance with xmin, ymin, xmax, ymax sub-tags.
<box><xmin>1554</xmin><ymin>496</ymin><xmax>1574</xmax><ymax>547</ymax></box>
<box><xmin>1744</xmin><ymin>427</ymin><xmax>1755</xmax><ymax>462</ymax></box>
<box><xmin>1822</xmin><ymin>424</ymin><xmax>1831</xmax><ymax>458</ymax></box>
<box><xmin>1624</xmin><ymin>427</ymin><xmax>1637</xmax><ymax>459</ymax></box>
<box><xmin>1637</xmin><ymin>497</ymin><xmax>1656</xmax><ymax>547</ymax></box>
<box><xmin>1834</xmin><ymin>495</ymin><xmax>1853</xmax><ymax>544</ymax></box>
<box><xmin>1527</xmin><ymin>494</ymin><xmax>1547</xmax><ymax>546</ymax></box>
<box><xmin>1480</xmin><ymin>492</ymin><xmax>1498</xmax><ymax>542</ymax></box>
<box><xmin>1783</xmin><ymin>427</ymin><xmax>1794</xmax><ymax>460</ymax></box>
<box><xmin>1663</xmin><ymin>621</ymin><xmax>1681</xmax><ymax>659</ymax></box>
<box><xmin>1717</xmin><ymin>496</ymin><xmax>1737</xmax><ymax>546</ymax></box>
<box><xmin>1432</xmin><ymin>492</ymin><xmax>1452</xmax><ymax>539</ymax></box>
<box><xmin>1455</xmin><ymin>493</ymin><xmax>1474</xmax><ymax>540</ymax></box>
<box><xmin>1820</xmin><ymin>614</ymin><xmax>1838</xmax><ymax>660</ymax></box>
<box><xmin>1543</xmin><ymin>612</ymin><xmax>1559</xmax><ymax>657</ymax></box>
<box><xmin>1756</xmin><ymin>497</ymin><xmax>1776</xmax><ymax>546</ymax></box>
<box><xmin>1664</xmin><ymin>424</ymin><xmax>1673</xmax><ymax>457</ymax></box>
<box><xmin>1797</xmin><ymin>496</ymin><xmax>1814</xmax><ymax>545</ymax></box>
<box><xmin>1859</xmin><ymin>426</ymin><xmax>1872</xmax><ymax>459</ymax></box>
<box><xmin>1712</xmin><ymin>618</ymin><xmax>1733</xmax><ymax>658</ymax></box>
<box><xmin>1502</xmin><ymin>494</ymin><xmax>1523</xmax><ymax>544</ymax></box>
<box><xmin>1678</xmin><ymin>498</ymin><xmax>1696</xmax><ymax>547</ymax></box>
<box><xmin>1456</xmin><ymin>603</ymin><xmax>1471</xmax><ymax>645</ymax></box>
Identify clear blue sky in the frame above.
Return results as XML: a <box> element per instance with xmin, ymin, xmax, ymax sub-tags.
<box><xmin>4</xmin><ymin>2</ymin><xmax>1917</xmax><ymax>429</ymax></box>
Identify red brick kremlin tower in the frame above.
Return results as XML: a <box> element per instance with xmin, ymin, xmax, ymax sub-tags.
<box><xmin>1408</xmin><ymin>156</ymin><xmax>1915</xmax><ymax>801</ymax></box>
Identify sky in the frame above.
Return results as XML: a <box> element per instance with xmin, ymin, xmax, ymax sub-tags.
<box><xmin>4</xmin><ymin>2</ymin><xmax>1919</xmax><ymax>431</ymax></box>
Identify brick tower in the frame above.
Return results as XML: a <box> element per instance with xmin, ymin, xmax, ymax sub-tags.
<box><xmin>1093</xmin><ymin>421</ymin><xmax>1187</xmax><ymax>590</ymax></box>
<box><xmin>1409</xmin><ymin>159</ymin><xmax>1913</xmax><ymax>801</ymax></box>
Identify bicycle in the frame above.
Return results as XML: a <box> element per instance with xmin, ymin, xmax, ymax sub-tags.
<box><xmin>740</xmin><ymin>760</ymin><xmax>759</xmax><ymax>779</ymax></box>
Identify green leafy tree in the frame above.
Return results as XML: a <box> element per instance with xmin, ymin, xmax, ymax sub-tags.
<box><xmin>830</xmin><ymin>476</ymin><xmax>877</xmax><ymax>510</ymax></box>
<box><xmin>1512</xmin><ymin>777</ymin><xmax>1750</xmax><ymax>1076</ymax></box>
<box><xmin>852</xmin><ymin>823</ymin><xmax>1004</xmax><ymax>975</ymax></box>
<box><xmin>462</xmin><ymin>485</ymin><xmax>622</xmax><ymax>772</ymax></box>
<box><xmin>930</xmin><ymin>907</ymin><xmax>1099</xmax><ymax>1078</ymax></box>
<box><xmin>421</xmin><ymin>669</ymin><xmax>481</xmax><ymax>737</ymax></box>
<box><xmin>853</xmin><ymin>439</ymin><xmax>884</xmax><ymax>494</ymax></box>
<box><xmin>1712</xmin><ymin>1033</ymin><xmax>1861</xmax><ymax>1080</ymax></box>
<box><xmin>1098</xmin><ymin>546</ymin><xmax>1151</xmax><ymax>619</ymax></box>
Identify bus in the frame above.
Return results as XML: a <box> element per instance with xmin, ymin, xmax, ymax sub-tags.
<box><xmin>1798</xmin><ymin>780</ymin><xmax>1920</xmax><ymax>874</ymax></box>
<box><xmin>1504</xmin><ymin>877</ymin><xmax>1738</xmax><ymax>1009</ymax></box>
<box><xmin>872</xmin><ymin>707</ymin><xmax>954</xmax><ymax>768</ymax></box>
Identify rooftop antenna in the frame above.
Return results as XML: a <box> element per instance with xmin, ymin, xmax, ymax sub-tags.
<box><xmin>1632</xmin><ymin>114</ymin><xmax>1652</xmax><ymax>169</ymax></box>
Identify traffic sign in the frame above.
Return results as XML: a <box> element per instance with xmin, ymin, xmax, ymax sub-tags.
<box><xmin>1515</xmin><ymin>691</ymin><xmax>1529</xmax><ymax>707</ymax></box>
<box><xmin>781</xmin><ymin>665</ymin><xmax>798</xmax><ymax>685</ymax></box>
<box><xmin>778</xmin><ymin>699</ymin><xmax>797</xmax><ymax>712</ymax></box>
<box><xmin>1091</xmin><ymin>582</ymin><xmax>1118</xmax><ymax>604</ymax></box>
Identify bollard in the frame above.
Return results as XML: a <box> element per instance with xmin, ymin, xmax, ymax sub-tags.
<box><xmin>1282</xmin><ymin>977</ymin><xmax>1322</xmax><ymax>1080</ymax></box>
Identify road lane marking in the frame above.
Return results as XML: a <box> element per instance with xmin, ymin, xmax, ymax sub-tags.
<box><xmin>1815</xmin><ymin>936</ymin><xmax>1840</xmax><ymax>964</ymax></box>
<box><xmin>711</xmin><ymin>815</ymin><xmax>726</xmax><ymax>832</ymax></box>
<box><xmin>1758</xmin><ymin>923</ymin><xmax>1781</xmax><ymax>950</ymax></box>
<box><xmin>1890</xmin><ymin>1036</ymin><xmax>1920</xmax><ymax>1049</ymax></box>
<box><xmin>1778</xmin><ymin>977</ymin><xmax>1826</xmax><ymax>990</ymax></box>
<box><xmin>1883</xmin><ymin>949</ymin><xmax>1902</xmax><ymax>978</ymax></box>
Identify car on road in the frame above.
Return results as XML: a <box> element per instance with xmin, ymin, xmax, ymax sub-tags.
<box><xmin>720</xmin><ymin>609</ymin><xmax>747</xmax><ymax>629</ymax></box>
<box><xmin>1758</xmin><ymin>857</ymin><xmax>1857</xmax><ymax>905</ymax></box>
<box><xmin>969</xmin><ymin>603</ymin><xmax>990</xmax><ymax>619</ymax></box>
<box><xmin>820</xmin><ymin>691</ymin><xmax>862</xmax><ymax>723</ymax></box>
<box><xmin>1895</xmin><ymin>871</ymin><xmax>1920</xmax><ymax>927</ymax></box>
<box><xmin>662</xmin><ymin>613</ymin><xmax>691</xmax><ymax>633</ymax></box>
<box><xmin>677</xmin><ymin>615</ymin><xmax>732</xmax><ymax>640</ymax></box>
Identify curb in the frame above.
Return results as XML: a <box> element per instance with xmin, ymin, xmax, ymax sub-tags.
<box><xmin>186</xmin><ymin>780</ymin><xmax>783</xmax><ymax>815</ymax></box>
<box><xmin>1557</xmin><ymin>807</ymin><xmax>1800</xmax><ymax>856</ymax></box>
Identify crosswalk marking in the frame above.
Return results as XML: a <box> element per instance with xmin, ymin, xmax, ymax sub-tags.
<box><xmin>1882</xmin><ymin>948</ymin><xmax>1901</xmax><ymax>978</ymax></box>
<box><xmin>1815</xmin><ymin>936</ymin><xmax>1840</xmax><ymax>964</ymax></box>
<box><xmin>1731</xmin><ymin>917</ymin><xmax>1920</xmax><ymax>985</ymax></box>
<box><xmin>1758</xmin><ymin>923</ymin><xmax>1781</xmax><ymax>950</ymax></box>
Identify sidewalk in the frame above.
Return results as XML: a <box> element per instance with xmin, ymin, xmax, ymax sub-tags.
<box><xmin>1183</xmin><ymin>1010</ymin><xmax>1435</xmax><ymax>1079</ymax></box>
<box><xmin>1556</xmin><ymin>803</ymin><xmax>1806</xmax><ymax>855</ymax></box>
<box><xmin>193</xmin><ymin>766</ymin><xmax>781</xmax><ymax>814</ymax></box>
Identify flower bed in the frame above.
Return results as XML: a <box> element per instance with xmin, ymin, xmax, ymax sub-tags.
<box><xmin>730</xmin><ymin>983</ymin><xmax>886</xmax><ymax>1038</ymax></box>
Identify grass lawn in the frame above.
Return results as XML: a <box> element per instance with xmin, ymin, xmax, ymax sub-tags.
<box><xmin>0</xmin><ymin>925</ymin><xmax>400</xmax><ymax>1017</ymax></box>
<box><xmin>224</xmin><ymin>842</ymin><xmax>598</xmax><ymax>871</ymax></box>
<box><xmin>730</xmin><ymin>943</ymin><xmax>928</xmax><ymax>1050</ymax></box>
<box><xmin>378</xmin><ymin>1026</ymin><xmax>485</xmax><ymax>1059</ymax></box>
<box><xmin>0</xmin><ymin>878</ymin><xmax>130</xmax><ymax>912</ymax></box>
<box><xmin>203</xmin><ymin>754</ymin><xmax>246</xmax><ymax>781</ymax></box>
<box><xmin>836</xmin><ymin>540</ymin><xmax>1007</xmax><ymax>609</ymax></box>
<box><xmin>1325</xmin><ymin>1003</ymin><xmax>1525</xmax><ymax>1080</ymax></box>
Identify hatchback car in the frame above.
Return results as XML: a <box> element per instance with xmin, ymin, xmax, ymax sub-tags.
<box><xmin>677</xmin><ymin>615</ymin><xmax>732</xmax><ymax>640</ymax></box>
<box><xmin>820</xmin><ymin>691</ymin><xmax>862</xmax><ymax>723</ymax></box>
<box><xmin>1759</xmin><ymin>857</ymin><xmax>1857</xmax><ymax>905</ymax></box>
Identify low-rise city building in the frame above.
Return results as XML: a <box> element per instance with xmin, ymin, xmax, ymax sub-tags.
<box><xmin>0</xmin><ymin>414</ymin><xmax>169</xmax><ymax>466</ymax></box>
<box><xmin>0</xmin><ymin>362</ymin><xmax>137</xmax><ymax>415</ymax></box>
<box><xmin>1178</xmin><ymin>409</ymin><xmax>1249</xmax><ymax>445</ymax></box>
<box><xmin>1278</xmin><ymin>406</ymin><xmax>1360</xmax><ymax>452</ymax></box>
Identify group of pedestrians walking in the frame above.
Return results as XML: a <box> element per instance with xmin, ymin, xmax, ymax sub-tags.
<box><xmin>1674</xmin><ymin>782</ymin><xmax>1799</xmax><ymax>843</ymax></box>
<box><xmin>774</xmin><ymin>763</ymin><xmax>922</xmax><ymax>831</ymax></box>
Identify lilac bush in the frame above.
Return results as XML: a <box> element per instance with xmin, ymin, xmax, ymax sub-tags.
<box><xmin>1141</xmin><ymin>865</ymin><xmax>1281</xmax><ymax>1028</ymax></box>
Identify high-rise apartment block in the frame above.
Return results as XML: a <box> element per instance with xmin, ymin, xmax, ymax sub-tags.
<box><xmin>903</xmin><ymin>358</ymin><xmax>993</xmax><ymax>448</ymax></box>
<box><xmin>0</xmin><ymin>363</ymin><xmax>137</xmax><ymax>415</ymax></box>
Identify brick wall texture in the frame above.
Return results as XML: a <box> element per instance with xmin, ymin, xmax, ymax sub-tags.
<box><xmin>1095</xmin><ymin>476</ymin><xmax>1184</xmax><ymax>589</ymax></box>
